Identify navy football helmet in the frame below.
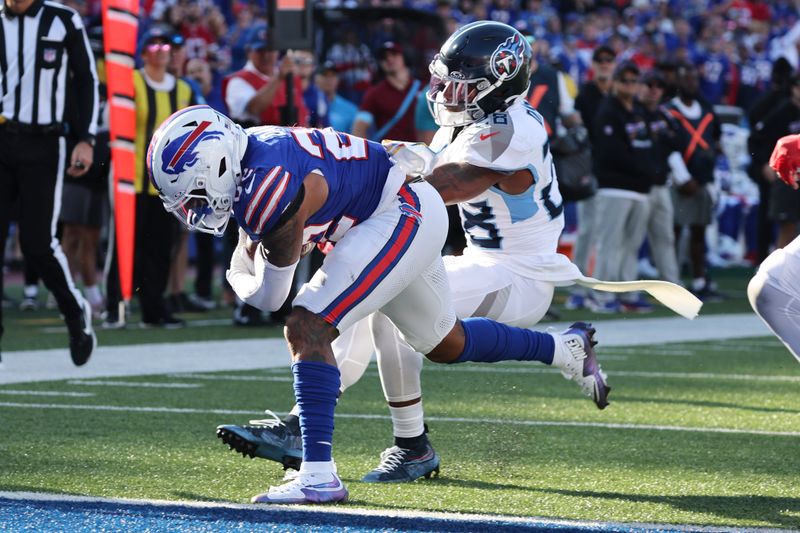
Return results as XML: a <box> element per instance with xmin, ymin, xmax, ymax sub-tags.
<box><xmin>427</xmin><ymin>21</ymin><xmax>532</xmax><ymax>127</ymax></box>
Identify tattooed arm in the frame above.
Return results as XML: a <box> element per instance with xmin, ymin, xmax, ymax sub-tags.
<box><xmin>229</xmin><ymin>172</ymin><xmax>328</xmax><ymax>311</ymax></box>
<box><xmin>426</xmin><ymin>162</ymin><xmax>533</xmax><ymax>205</ymax></box>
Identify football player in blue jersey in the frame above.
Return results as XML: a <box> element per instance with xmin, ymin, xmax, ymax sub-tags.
<box><xmin>148</xmin><ymin>99</ymin><xmax>609</xmax><ymax>504</ymax></box>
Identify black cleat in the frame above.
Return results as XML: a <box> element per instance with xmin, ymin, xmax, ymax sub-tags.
<box><xmin>362</xmin><ymin>441</ymin><xmax>441</xmax><ymax>483</ymax></box>
<box><xmin>216</xmin><ymin>411</ymin><xmax>302</xmax><ymax>470</ymax></box>
<box><xmin>68</xmin><ymin>299</ymin><xmax>96</xmax><ymax>366</ymax></box>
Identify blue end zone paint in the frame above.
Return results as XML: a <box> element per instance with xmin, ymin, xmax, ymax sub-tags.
<box><xmin>0</xmin><ymin>496</ymin><xmax>696</xmax><ymax>533</ymax></box>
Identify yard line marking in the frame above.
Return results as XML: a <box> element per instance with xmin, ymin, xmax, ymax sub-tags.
<box><xmin>67</xmin><ymin>380</ymin><xmax>203</xmax><ymax>389</ymax></box>
<box><xmin>167</xmin><ymin>373</ymin><xmax>293</xmax><ymax>383</ymax></box>
<box><xmin>1</xmin><ymin>402</ymin><xmax>798</xmax><ymax>438</ymax></box>
<box><xmin>421</xmin><ymin>366</ymin><xmax>800</xmax><ymax>382</ymax></box>
<box><xmin>0</xmin><ymin>390</ymin><xmax>95</xmax><ymax>397</ymax></box>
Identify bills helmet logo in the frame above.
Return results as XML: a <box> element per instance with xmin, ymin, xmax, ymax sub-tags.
<box><xmin>489</xmin><ymin>33</ymin><xmax>526</xmax><ymax>81</ymax></box>
<box><xmin>160</xmin><ymin>121</ymin><xmax>223</xmax><ymax>175</ymax></box>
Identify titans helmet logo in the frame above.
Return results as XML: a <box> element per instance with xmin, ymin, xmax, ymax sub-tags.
<box><xmin>489</xmin><ymin>33</ymin><xmax>526</xmax><ymax>81</ymax></box>
<box><xmin>161</xmin><ymin>120</ymin><xmax>223</xmax><ymax>175</ymax></box>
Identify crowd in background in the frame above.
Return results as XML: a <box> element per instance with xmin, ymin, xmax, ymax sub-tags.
<box><xmin>5</xmin><ymin>0</ymin><xmax>800</xmax><ymax>327</ymax></box>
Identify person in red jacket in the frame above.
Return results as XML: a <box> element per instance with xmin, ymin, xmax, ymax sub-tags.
<box><xmin>223</xmin><ymin>25</ymin><xmax>308</xmax><ymax>128</ymax></box>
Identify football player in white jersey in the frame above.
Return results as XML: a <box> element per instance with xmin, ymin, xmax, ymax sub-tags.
<box><xmin>217</xmin><ymin>21</ymin><xmax>699</xmax><ymax>484</ymax></box>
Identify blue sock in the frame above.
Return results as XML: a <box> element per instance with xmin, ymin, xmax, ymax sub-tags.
<box><xmin>292</xmin><ymin>360</ymin><xmax>341</xmax><ymax>463</ymax></box>
<box><xmin>455</xmin><ymin>318</ymin><xmax>555</xmax><ymax>365</ymax></box>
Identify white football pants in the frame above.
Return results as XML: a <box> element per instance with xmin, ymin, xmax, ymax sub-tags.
<box><xmin>334</xmin><ymin>255</ymin><xmax>556</xmax><ymax>402</ymax></box>
<box><xmin>748</xmin><ymin>236</ymin><xmax>800</xmax><ymax>363</ymax></box>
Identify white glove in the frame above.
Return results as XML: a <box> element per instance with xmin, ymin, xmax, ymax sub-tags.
<box><xmin>225</xmin><ymin>228</ymin><xmax>298</xmax><ymax>312</ymax></box>
<box><xmin>382</xmin><ymin>140</ymin><xmax>437</xmax><ymax>178</ymax></box>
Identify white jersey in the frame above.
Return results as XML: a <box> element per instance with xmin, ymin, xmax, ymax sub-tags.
<box><xmin>430</xmin><ymin>99</ymin><xmax>567</xmax><ymax>279</ymax></box>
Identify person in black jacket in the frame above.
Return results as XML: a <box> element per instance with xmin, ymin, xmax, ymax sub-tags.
<box><xmin>747</xmin><ymin>58</ymin><xmax>793</xmax><ymax>262</ymax></box>
<box><xmin>750</xmin><ymin>72</ymin><xmax>800</xmax><ymax>249</ymax></box>
<box><xmin>640</xmin><ymin>70</ymin><xmax>681</xmax><ymax>286</ymax></box>
<box><xmin>589</xmin><ymin>61</ymin><xmax>654</xmax><ymax>313</ymax></box>
<box><xmin>565</xmin><ymin>44</ymin><xmax>617</xmax><ymax>311</ymax></box>
<box><xmin>665</xmin><ymin>62</ymin><xmax>722</xmax><ymax>301</ymax></box>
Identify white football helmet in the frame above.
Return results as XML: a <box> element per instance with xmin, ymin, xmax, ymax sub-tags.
<box><xmin>148</xmin><ymin>105</ymin><xmax>248</xmax><ymax>236</ymax></box>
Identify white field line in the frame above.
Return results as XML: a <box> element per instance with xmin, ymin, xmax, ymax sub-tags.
<box><xmin>0</xmin><ymin>491</ymin><xmax>777</xmax><ymax>533</ymax></box>
<box><xmin>421</xmin><ymin>365</ymin><xmax>800</xmax><ymax>382</ymax></box>
<box><xmin>167</xmin><ymin>373</ymin><xmax>293</xmax><ymax>382</ymax></box>
<box><xmin>1</xmin><ymin>401</ymin><xmax>798</xmax><ymax>438</ymax></box>
<box><xmin>67</xmin><ymin>380</ymin><xmax>203</xmax><ymax>389</ymax></box>
<box><xmin>0</xmin><ymin>390</ymin><xmax>95</xmax><ymax>397</ymax></box>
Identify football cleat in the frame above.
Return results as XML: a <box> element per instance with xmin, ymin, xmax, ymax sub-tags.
<box><xmin>216</xmin><ymin>410</ymin><xmax>302</xmax><ymax>470</ymax></box>
<box><xmin>361</xmin><ymin>442</ymin><xmax>440</xmax><ymax>483</ymax></box>
<box><xmin>251</xmin><ymin>472</ymin><xmax>348</xmax><ymax>504</ymax></box>
<box><xmin>67</xmin><ymin>298</ymin><xmax>96</xmax><ymax>367</ymax></box>
<box><xmin>552</xmin><ymin>322</ymin><xmax>610</xmax><ymax>409</ymax></box>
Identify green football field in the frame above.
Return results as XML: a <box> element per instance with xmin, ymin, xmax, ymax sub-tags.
<box><xmin>2</xmin><ymin>268</ymin><xmax>800</xmax><ymax>530</ymax></box>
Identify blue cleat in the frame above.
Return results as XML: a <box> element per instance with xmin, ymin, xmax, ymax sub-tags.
<box><xmin>252</xmin><ymin>472</ymin><xmax>348</xmax><ymax>504</ymax></box>
<box><xmin>216</xmin><ymin>410</ymin><xmax>302</xmax><ymax>470</ymax></box>
<box><xmin>361</xmin><ymin>441</ymin><xmax>440</xmax><ymax>483</ymax></box>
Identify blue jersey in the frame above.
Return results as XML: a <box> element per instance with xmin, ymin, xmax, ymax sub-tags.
<box><xmin>233</xmin><ymin>126</ymin><xmax>395</xmax><ymax>243</ymax></box>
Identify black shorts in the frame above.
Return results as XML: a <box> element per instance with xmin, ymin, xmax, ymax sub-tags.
<box><xmin>768</xmin><ymin>180</ymin><xmax>800</xmax><ymax>223</ymax></box>
<box><xmin>60</xmin><ymin>182</ymin><xmax>108</xmax><ymax>228</ymax></box>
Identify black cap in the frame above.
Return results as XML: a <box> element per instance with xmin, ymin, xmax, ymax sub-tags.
<box><xmin>592</xmin><ymin>44</ymin><xmax>616</xmax><ymax>62</ymax></box>
<box><xmin>613</xmin><ymin>60</ymin><xmax>640</xmax><ymax>80</ymax></box>
<box><xmin>317</xmin><ymin>60</ymin><xmax>337</xmax><ymax>75</ymax></box>
<box><xmin>641</xmin><ymin>69</ymin><xmax>665</xmax><ymax>87</ymax></box>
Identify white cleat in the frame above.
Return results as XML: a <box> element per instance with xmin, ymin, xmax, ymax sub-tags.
<box><xmin>551</xmin><ymin>322</ymin><xmax>610</xmax><ymax>409</ymax></box>
<box><xmin>251</xmin><ymin>471</ymin><xmax>348</xmax><ymax>504</ymax></box>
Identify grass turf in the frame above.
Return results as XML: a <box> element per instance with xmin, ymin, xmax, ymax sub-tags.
<box><xmin>2</xmin><ymin>335</ymin><xmax>800</xmax><ymax>529</ymax></box>
<box><xmin>4</xmin><ymin>266</ymin><xmax>799</xmax><ymax>528</ymax></box>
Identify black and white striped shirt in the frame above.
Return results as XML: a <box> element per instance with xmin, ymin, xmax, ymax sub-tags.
<box><xmin>0</xmin><ymin>0</ymin><xmax>98</xmax><ymax>140</ymax></box>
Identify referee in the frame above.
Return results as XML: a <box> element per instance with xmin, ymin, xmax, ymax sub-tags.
<box><xmin>0</xmin><ymin>0</ymin><xmax>98</xmax><ymax>366</ymax></box>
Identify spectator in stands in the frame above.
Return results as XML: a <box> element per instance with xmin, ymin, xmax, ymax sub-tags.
<box><xmin>590</xmin><ymin>62</ymin><xmax>654</xmax><ymax>313</ymax></box>
<box><xmin>223</xmin><ymin>25</ymin><xmax>307</xmax><ymax>129</ymax></box>
<box><xmin>352</xmin><ymin>41</ymin><xmax>420</xmax><ymax>142</ymax></box>
<box><xmin>566</xmin><ymin>44</ymin><xmax>615</xmax><ymax>310</ymax></box>
<box><xmin>294</xmin><ymin>50</ymin><xmax>327</xmax><ymax>128</ymax></box>
<box><xmin>750</xmin><ymin>72</ymin><xmax>800</xmax><ymax>249</ymax></box>
<box><xmin>128</xmin><ymin>28</ymin><xmax>201</xmax><ymax>328</ymax></box>
<box><xmin>665</xmin><ymin>62</ymin><xmax>723</xmax><ymax>301</ymax></box>
<box><xmin>640</xmin><ymin>70</ymin><xmax>681</xmax><ymax>285</ymax></box>
<box><xmin>527</xmin><ymin>36</ymin><xmax>577</xmax><ymax>137</ymax></box>
<box><xmin>180</xmin><ymin>2</ymin><xmax>215</xmax><ymax>60</ymax></box>
<box><xmin>326</xmin><ymin>27</ymin><xmax>375</xmax><ymax>103</ymax></box>
<box><xmin>316</xmin><ymin>61</ymin><xmax>358</xmax><ymax>133</ymax></box>
<box><xmin>227</xmin><ymin>2</ymin><xmax>257</xmax><ymax>71</ymax></box>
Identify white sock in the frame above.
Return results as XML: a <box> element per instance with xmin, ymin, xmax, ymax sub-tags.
<box><xmin>299</xmin><ymin>460</ymin><xmax>336</xmax><ymax>480</ymax></box>
<box><xmin>288</xmin><ymin>404</ymin><xmax>300</xmax><ymax>418</ymax></box>
<box><xmin>389</xmin><ymin>402</ymin><xmax>425</xmax><ymax>439</ymax></box>
<box><xmin>23</xmin><ymin>285</ymin><xmax>37</xmax><ymax>298</ymax></box>
<box><xmin>85</xmin><ymin>285</ymin><xmax>102</xmax><ymax>306</ymax></box>
<box><xmin>692</xmin><ymin>277</ymin><xmax>705</xmax><ymax>291</ymax></box>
